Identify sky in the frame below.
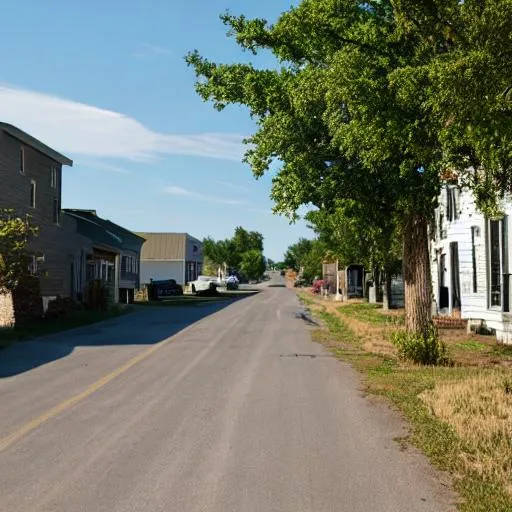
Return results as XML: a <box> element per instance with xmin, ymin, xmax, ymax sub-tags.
<box><xmin>0</xmin><ymin>0</ymin><xmax>312</xmax><ymax>261</ymax></box>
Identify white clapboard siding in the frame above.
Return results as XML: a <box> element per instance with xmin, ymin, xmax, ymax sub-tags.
<box><xmin>431</xmin><ymin>185</ymin><xmax>512</xmax><ymax>343</ymax></box>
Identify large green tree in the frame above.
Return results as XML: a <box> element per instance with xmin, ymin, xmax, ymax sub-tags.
<box><xmin>187</xmin><ymin>0</ymin><xmax>512</xmax><ymax>337</ymax></box>
<box><xmin>306</xmin><ymin>199</ymin><xmax>402</xmax><ymax>308</ymax></box>
<box><xmin>240</xmin><ymin>249</ymin><xmax>266</xmax><ymax>280</ymax></box>
<box><xmin>284</xmin><ymin>237</ymin><xmax>326</xmax><ymax>283</ymax></box>
<box><xmin>203</xmin><ymin>226</ymin><xmax>265</xmax><ymax>274</ymax></box>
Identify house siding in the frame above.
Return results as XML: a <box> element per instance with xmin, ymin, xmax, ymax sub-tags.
<box><xmin>140</xmin><ymin>261</ymin><xmax>185</xmax><ymax>285</ymax></box>
<box><xmin>431</xmin><ymin>185</ymin><xmax>512</xmax><ymax>343</ymax></box>
<box><xmin>0</xmin><ymin>131</ymin><xmax>77</xmax><ymax>298</ymax></box>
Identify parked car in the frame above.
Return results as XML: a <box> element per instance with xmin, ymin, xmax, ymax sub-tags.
<box><xmin>149</xmin><ymin>279</ymin><xmax>183</xmax><ymax>300</ymax></box>
<box><xmin>189</xmin><ymin>275</ymin><xmax>219</xmax><ymax>295</ymax></box>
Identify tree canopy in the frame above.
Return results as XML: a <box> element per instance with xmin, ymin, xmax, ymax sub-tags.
<box><xmin>240</xmin><ymin>249</ymin><xmax>267</xmax><ymax>280</ymax></box>
<box><xmin>203</xmin><ymin>226</ymin><xmax>265</xmax><ymax>278</ymax></box>
<box><xmin>284</xmin><ymin>237</ymin><xmax>326</xmax><ymax>282</ymax></box>
<box><xmin>187</xmin><ymin>0</ymin><xmax>512</xmax><ymax>334</ymax></box>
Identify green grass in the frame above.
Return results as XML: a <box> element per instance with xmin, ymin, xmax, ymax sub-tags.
<box><xmin>454</xmin><ymin>340</ymin><xmax>488</xmax><ymax>352</ymax></box>
<box><xmin>313</xmin><ymin>309</ymin><xmax>512</xmax><ymax>511</ymax></box>
<box><xmin>337</xmin><ymin>303</ymin><xmax>405</xmax><ymax>326</ymax></box>
<box><xmin>297</xmin><ymin>293</ymin><xmax>315</xmax><ymax>306</ymax></box>
<box><xmin>492</xmin><ymin>344</ymin><xmax>512</xmax><ymax>359</ymax></box>
<box><xmin>0</xmin><ymin>306</ymin><xmax>131</xmax><ymax>348</ymax></box>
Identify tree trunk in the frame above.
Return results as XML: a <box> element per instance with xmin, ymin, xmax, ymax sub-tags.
<box><xmin>382</xmin><ymin>271</ymin><xmax>392</xmax><ymax>311</ymax></box>
<box><xmin>403</xmin><ymin>214</ymin><xmax>432</xmax><ymax>334</ymax></box>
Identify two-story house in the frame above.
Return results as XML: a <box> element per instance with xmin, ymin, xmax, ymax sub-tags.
<box><xmin>431</xmin><ymin>183</ymin><xmax>512</xmax><ymax>344</ymax></box>
<box><xmin>0</xmin><ymin>122</ymin><xmax>86</xmax><ymax>309</ymax></box>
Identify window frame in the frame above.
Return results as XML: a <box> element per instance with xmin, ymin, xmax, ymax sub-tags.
<box><xmin>488</xmin><ymin>218</ymin><xmax>504</xmax><ymax>309</ymax></box>
<box><xmin>20</xmin><ymin>147</ymin><xmax>25</xmax><ymax>174</ymax></box>
<box><xmin>471</xmin><ymin>226</ymin><xmax>478</xmax><ymax>293</ymax></box>
<box><xmin>50</xmin><ymin>166</ymin><xmax>57</xmax><ymax>188</ymax></box>
<box><xmin>30</xmin><ymin>180</ymin><xmax>36</xmax><ymax>208</ymax></box>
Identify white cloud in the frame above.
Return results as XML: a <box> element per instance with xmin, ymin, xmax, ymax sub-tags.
<box><xmin>0</xmin><ymin>84</ymin><xmax>245</xmax><ymax>162</ymax></box>
<box><xmin>163</xmin><ymin>185</ymin><xmax>247</xmax><ymax>205</ymax></box>
<box><xmin>136</xmin><ymin>42</ymin><xmax>173</xmax><ymax>57</ymax></box>
<box><xmin>247</xmin><ymin>207</ymin><xmax>272</xmax><ymax>215</ymax></box>
<box><xmin>77</xmin><ymin>160</ymin><xmax>132</xmax><ymax>174</ymax></box>
<box><xmin>217</xmin><ymin>181</ymin><xmax>249</xmax><ymax>192</ymax></box>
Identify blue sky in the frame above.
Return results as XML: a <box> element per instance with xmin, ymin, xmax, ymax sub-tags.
<box><xmin>0</xmin><ymin>0</ymin><xmax>311</xmax><ymax>261</ymax></box>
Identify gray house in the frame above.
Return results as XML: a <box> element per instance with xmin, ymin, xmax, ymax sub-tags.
<box><xmin>138</xmin><ymin>233</ymin><xmax>203</xmax><ymax>286</ymax></box>
<box><xmin>0</xmin><ymin>122</ymin><xmax>84</xmax><ymax>308</ymax></box>
<box><xmin>63</xmin><ymin>210</ymin><xmax>145</xmax><ymax>304</ymax></box>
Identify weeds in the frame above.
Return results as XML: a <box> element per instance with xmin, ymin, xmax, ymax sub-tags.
<box><xmin>304</xmin><ymin>295</ymin><xmax>512</xmax><ymax>511</ymax></box>
<box><xmin>422</xmin><ymin>371</ymin><xmax>512</xmax><ymax>499</ymax></box>
<box><xmin>391</xmin><ymin>324</ymin><xmax>449</xmax><ymax>366</ymax></box>
<box><xmin>337</xmin><ymin>303</ymin><xmax>404</xmax><ymax>326</ymax></box>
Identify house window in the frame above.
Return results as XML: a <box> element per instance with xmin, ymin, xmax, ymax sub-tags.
<box><xmin>471</xmin><ymin>226</ymin><xmax>478</xmax><ymax>293</ymax></box>
<box><xmin>439</xmin><ymin>211</ymin><xmax>446</xmax><ymax>239</ymax></box>
<box><xmin>53</xmin><ymin>198</ymin><xmax>60</xmax><ymax>224</ymax></box>
<box><xmin>446</xmin><ymin>186</ymin><xmax>460</xmax><ymax>222</ymax></box>
<box><xmin>121</xmin><ymin>255</ymin><xmax>137</xmax><ymax>277</ymax></box>
<box><xmin>193</xmin><ymin>244</ymin><xmax>198</xmax><ymax>253</ymax></box>
<box><xmin>20</xmin><ymin>147</ymin><xmax>25</xmax><ymax>174</ymax></box>
<box><xmin>489</xmin><ymin>219</ymin><xmax>502</xmax><ymax>307</ymax></box>
<box><xmin>30</xmin><ymin>180</ymin><xmax>36</xmax><ymax>208</ymax></box>
<box><xmin>50</xmin><ymin>166</ymin><xmax>57</xmax><ymax>188</ymax></box>
<box><xmin>28</xmin><ymin>255</ymin><xmax>37</xmax><ymax>275</ymax></box>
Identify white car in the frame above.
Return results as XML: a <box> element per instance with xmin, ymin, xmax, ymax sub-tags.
<box><xmin>189</xmin><ymin>275</ymin><xmax>220</xmax><ymax>295</ymax></box>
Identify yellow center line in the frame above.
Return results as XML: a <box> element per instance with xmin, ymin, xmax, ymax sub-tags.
<box><xmin>0</xmin><ymin>335</ymin><xmax>175</xmax><ymax>454</ymax></box>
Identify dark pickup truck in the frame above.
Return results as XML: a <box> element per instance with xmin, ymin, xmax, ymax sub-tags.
<box><xmin>148</xmin><ymin>279</ymin><xmax>183</xmax><ymax>300</ymax></box>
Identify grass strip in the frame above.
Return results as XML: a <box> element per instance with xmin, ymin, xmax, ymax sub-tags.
<box><xmin>307</xmin><ymin>301</ymin><xmax>512</xmax><ymax>512</ymax></box>
<box><xmin>0</xmin><ymin>306</ymin><xmax>131</xmax><ymax>349</ymax></box>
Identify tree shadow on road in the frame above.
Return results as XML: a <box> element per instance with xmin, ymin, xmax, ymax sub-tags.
<box><xmin>0</xmin><ymin>295</ymin><xmax>254</xmax><ymax>378</ymax></box>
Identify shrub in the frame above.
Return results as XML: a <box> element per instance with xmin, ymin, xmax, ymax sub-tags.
<box><xmin>86</xmin><ymin>280</ymin><xmax>110</xmax><ymax>311</ymax></box>
<box><xmin>46</xmin><ymin>296</ymin><xmax>81</xmax><ymax>320</ymax></box>
<box><xmin>391</xmin><ymin>324</ymin><xmax>449</xmax><ymax>365</ymax></box>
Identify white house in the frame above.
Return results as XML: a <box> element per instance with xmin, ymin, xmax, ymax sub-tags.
<box><xmin>431</xmin><ymin>184</ymin><xmax>512</xmax><ymax>343</ymax></box>
<box><xmin>137</xmin><ymin>233</ymin><xmax>203</xmax><ymax>286</ymax></box>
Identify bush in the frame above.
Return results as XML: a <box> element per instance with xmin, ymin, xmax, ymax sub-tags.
<box><xmin>391</xmin><ymin>324</ymin><xmax>449</xmax><ymax>365</ymax></box>
<box><xmin>86</xmin><ymin>280</ymin><xmax>110</xmax><ymax>311</ymax></box>
<box><xmin>46</xmin><ymin>296</ymin><xmax>81</xmax><ymax>320</ymax></box>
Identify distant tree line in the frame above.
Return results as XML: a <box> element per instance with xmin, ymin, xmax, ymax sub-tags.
<box><xmin>203</xmin><ymin>226</ymin><xmax>266</xmax><ymax>281</ymax></box>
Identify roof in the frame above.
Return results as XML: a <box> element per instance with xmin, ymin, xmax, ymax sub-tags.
<box><xmin>137</xmin><ymin>233</ymin><xmax>200</xmax><ymax>260</ymax></box>
<box><xmin>0</xmin><ymin>123</ymin><xmax>73</xmax><ymax>166</ymax></box>
<box><xmin>64</xmin><ymin>210</ymin><xmax>145</xmax><ymax>253</ymax></box>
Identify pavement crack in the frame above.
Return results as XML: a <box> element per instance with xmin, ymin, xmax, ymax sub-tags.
<box><xmin>280</xmin><ymin>353</ymin><xmax>328</xmax><ymax>359</ymax></box>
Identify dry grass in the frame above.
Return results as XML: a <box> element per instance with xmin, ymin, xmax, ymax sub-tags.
<box><xmin>422</xmin><ymin>371</ymin><xmax>512</xmax><ymax>496</ymax></box>
<box><xmin>298</xmin><ymin>290</ymin><xmax>512</xmax><ymax>510</ymax></box>
<box><xmin>301</xmin><ymin>289</ymin><xmax>512</xmax><ymax>368</ymax></box>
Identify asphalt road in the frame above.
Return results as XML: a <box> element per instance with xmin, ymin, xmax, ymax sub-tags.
<box><xmin>0</xmin><ymin>276</ymin><xmax>455</xmax><ymax>511</ymax></box>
